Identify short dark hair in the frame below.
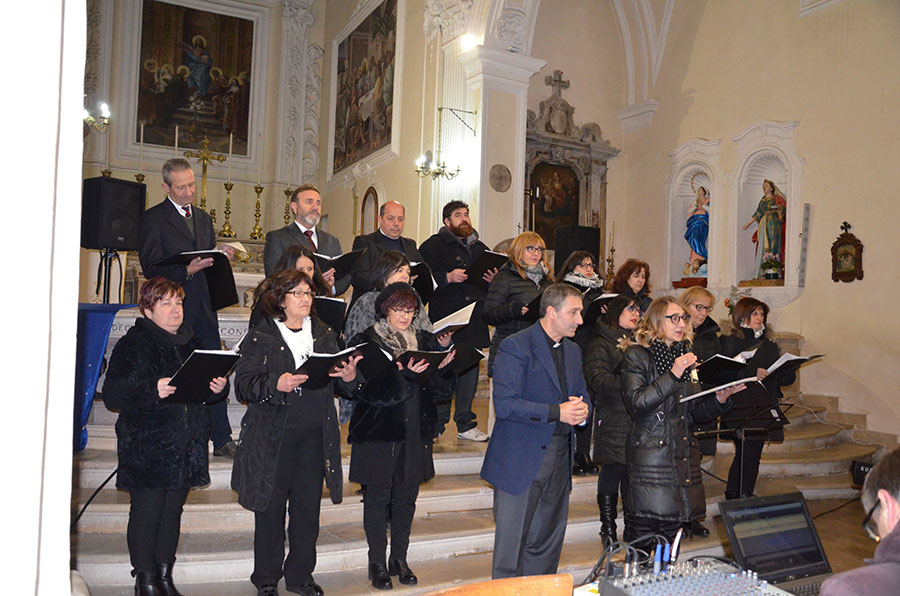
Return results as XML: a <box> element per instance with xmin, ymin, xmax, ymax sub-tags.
<box><xmin>290</xmin><ymin>183</ymin><xmax>321</xmax><ymax>203</ymax></box>
<box><xmin>374</xmin><ymin>282</ymin><xmax>419</xmax><ymax>320</ymax></box>
<box><xmin>371</xmin><ymin>250</ymin><xmax>411</xmax><ymax>291</ymax></box>
<box><xmin>862</xmin><ymin>446</ymin><xmax>900</xmax><ymax>511</ymax></box>
<box><xmin>272</xmin><ymin>243</ymin><xmax>332</xmax><ymax>295</ymax></box>
<box><xmin>603</xmin><ymin>295</ymin><xmax>638</xmax><ymax>328</ymax></box>
<box><xmin>612</xmin><ymin>258</ymin><xmax>651</xmax><ymax>294</ymax></box>
<box><xmin>557</xmin><ymin>250</ymin><xmax>596</xmax><ymax>281</ymax></box>
<box><xmin>161</xmin><ymin>158</ymin><xmax>192</xmax><ymax>186</ymax></box>
<box><xmin>139</xmin><ymin>277</ymin><xmax>184</xmax><ymax>316</ymax></box>
<box><xmin>539</xmin><ymin>283</ymin><xmax>582</xmax><ymax>318</ymax></box>
<box><xmin>731</xmin><ymin>297</ymin><xmax>770</xmax><ymax>339</ymax></box>
<box><xmin>442</xmin><ymin>200</ymin><xmax>468</xmax><ymax>222</ymax></box>
<box><xmin>259</xmin><ymin>270</ymin><xmax>315</xmax><ymax>322</ymax></box>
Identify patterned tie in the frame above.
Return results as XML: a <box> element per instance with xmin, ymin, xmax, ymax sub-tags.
<box><xmin>182</xmin><ymin>205</ymin><xmax>192</xmax><ymax>219</ymax></box>
<box><xmin>303</xmin><ymin>229</ymin><xmax>316</xmax><ymax>252</ymax></box>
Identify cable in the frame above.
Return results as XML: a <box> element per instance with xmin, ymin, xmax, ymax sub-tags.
<box><xmin>811</xmin><ymin>496</ymin><xmax>860</xmax><ymax>520</ymax></box>
<box><xmin>70</xmin><ymin>467</ymin><xmax>117</xmax><ymax>531</ymax></box>
<box><xmin>783</xmin><ymin>401</ymin><xmax>884</xmax><ymax>448</ymax></box>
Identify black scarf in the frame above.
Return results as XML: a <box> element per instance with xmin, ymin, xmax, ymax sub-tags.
<box><xmin>648</xmin><ymin>338</ymin><xmax>690</xmax><ymax>383</ymax></box>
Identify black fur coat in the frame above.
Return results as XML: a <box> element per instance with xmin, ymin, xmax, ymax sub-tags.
<box><xmin>102</xmin><ymin>317</ymin><xmax>217</xmax><ymax>491</ymax></box>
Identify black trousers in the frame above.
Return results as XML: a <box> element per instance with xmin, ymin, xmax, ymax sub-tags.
<box><xmin>574</xmin><ymin>422</ymin><xmax>593</xmax><ymax>457</ymax></box>
<box><xmin>127</xmin><ymin>488</ymin><xmax>189</xmax><ymax>573</ymax></box>
<box><xmin>726</xmin><ymin>438</ymin><xmax>765</xmax><ymax>499</ymax></box>
<box><xmin>491</xmin><ymin>434</ymin><xmax>570</xmax><ymax>579</ymax></box>
<box><xmin>251</xmin><ymin>425</ymin><xmax>325</xmax><ymax>589</ymax></box>
<box><xmin>597</xmin><ymin>462</ymin><xmax>627</xmax><ymax>497</ymax></box>
<box><xmin>363</xmin><ymin>443</ymin><xmax>420</xmax><ymax>564</ymax></box>
<box><xmin>436</xmin><ymin>364</ymin><xmax>478</xmax><ymax>434</ymax></box>
<box><xmin>627</xmin><ymin>516</ymin><xmax>683</xmax><ymax>547</ymax></box>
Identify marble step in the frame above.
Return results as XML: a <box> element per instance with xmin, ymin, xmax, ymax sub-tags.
<box><xmin>72</xmin><ymin>473</ymin><xmax>598</xmax><ymax>534</ymax></box>
<box><xmin>756</xmin><ymin>442</ymin><xmax>877</xmax><ymax>477</ymax></box>
<box><xmin>73</xmin><ymin>442</ymin><xmax>489</xmax><ymax>490</ymax></box>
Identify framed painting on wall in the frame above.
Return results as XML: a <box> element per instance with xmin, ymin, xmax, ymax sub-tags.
<box><xmin>528</xmin><ymin>162</ymin><xmax>580</xmax><ymax>251</ymax></box>
<box><xmin>328</xmin><ymin>0</ymin><xmax>404</xmax><ymax>182</ymax></box>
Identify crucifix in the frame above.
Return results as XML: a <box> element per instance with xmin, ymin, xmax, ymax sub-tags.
<box><xmin>840</xmin><ymin>221</ymin><xmax>852</xmax><ymax>234</ymax></box>
<box><xmin>545</xmin><ymin>69</ymin><xmax>570</xmax><ymax>98</ymax></box>
<box><xmin>183</xmin><ymin>136</ymin><xmax>226</xmax><ymax>211</ymax></box>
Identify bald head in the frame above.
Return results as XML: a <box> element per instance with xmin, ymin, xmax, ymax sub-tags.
<box><xmin>378</xmin><ymin>201</ymin><xmax>405</xmax><ymax>239</ymax></box>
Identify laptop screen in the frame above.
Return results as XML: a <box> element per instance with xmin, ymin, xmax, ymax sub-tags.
<box><xmin>719</xmin><ymin>492</ymin><xmax>832</xmax><ymax>584</ymax></box>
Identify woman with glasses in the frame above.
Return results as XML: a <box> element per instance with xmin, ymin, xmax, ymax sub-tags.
<box><xmin>583</xmin><ymin>295</ymin><xmax>641</xmax><ymax>546</ymax></box>
<box><xmin>483</xmin><ymin>231</ymin><xmax>553</xmax><ymax>377</ymax></box>
<box><xmin>249</xmin><ymin>243</ymin><xmax>332</xmax><ymax>328</ymax></box>
<box><xmin>612</xmin><ymin>259</ymin><xmax>652</xmax><ymax>314</ymax></box>
<box><xmin>620</xmin><ymin>296</ymin><xmax>744</xmax><ymax>543</ymax></box>
<box><xmin>346</xmin><ymin>283</ymin><xmax>456</xmax><ymax>590</ymax></box>
<box><xmin>719</xmin><ymin>297</ymin><xmax>796</xmax><ymax>500</ymax></box>
<box><xmin>232</xmin><ymin>270</ymin><xmax>360</xmax><ymax>596</ymax></box>
<box><xmin>557</xmin><ymin>250</ymin><xmax>606</xmax><ymax>475</ymax></box>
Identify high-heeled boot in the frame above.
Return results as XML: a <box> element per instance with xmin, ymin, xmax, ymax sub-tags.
<box><xmin>133</xmin><ymin>570</ymin><xmax>160</xmax><ymax>596</ymax></box>
<box><xmin>597</xmin><ymin>493</ymin><xmax>618</xmax><ymax>547</ymax></box>
<box><xmin>155</xmin><ymin>561</ymin><xmax>184</xmax><ymax>596</ymax></box>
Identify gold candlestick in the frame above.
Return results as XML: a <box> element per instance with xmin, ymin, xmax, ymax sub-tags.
<box><xmin>604</xmin><ymin>244</ymin><xmax>617</xmax><ymax>292</ymax></box>
<box><xmin>219</xmin><ymin>181</ymin><xmax>236</xmax><ymax>238</ymax></box>
<box><xmin>210</xmin><ymin>209</ymin><xmax>217</xmax><ymax>226</ymax></box>
<box><xmin>250</xmin><ymin>184</ymin><xmax>264</xmax><ymax>239</ymax></box>
<box><xmin>183</xmin><ymin>136</ymin><xmax>226</xmax><ymax>211</ymax></box>
<box><xmin>283</xmin><ymin>187</ymin><xmax>294</xmax><ymax>225</ymax></box>
<box><xmin>134</xmin><ymin>173</ymin><xmax>145</xmax><ymax>183</ymax></box>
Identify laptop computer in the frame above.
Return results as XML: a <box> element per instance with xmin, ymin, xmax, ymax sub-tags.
<box><xmin>719</xmin><ymin>492</ymin><xmax>833</xmax><ymax>595</ymax></box>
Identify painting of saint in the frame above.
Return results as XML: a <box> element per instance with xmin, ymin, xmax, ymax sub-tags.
<box><xmin>683</xmin><ymin>186</ymin><xmax>710</xmax><ymax>277</ymax></box>
<box><xmin>529</xmin><ymin>162</ymin><xmax>580</xmax><ymax>251</ymax></box>
<box><xmin>137</xmin><ymin>0</ymin><xmax>254</xmax><ymax>154</ymax></box>
<box><xmin>742</xmin><ymin>179</ymin><xmax>787</xmax><ymax>279</ymax></box>
<box><xmin>332</xmin><ymin>0</ymin><xmax>397</xmax><ymax>174</ymax></box>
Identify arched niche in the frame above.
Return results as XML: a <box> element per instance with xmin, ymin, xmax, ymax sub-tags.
<box><xmin>665</xmin><ymin>139</ymin><xmax>722</xmax><ymax>288</ymax></box>
<box><xmin>730</xmin><ymin>121</ymin><xmax>804</xmax><ymax>307</ymax></box>
<box><xmin>361</xmin><ymin>186</ymin><xmax>378</xmax><ymax>235</ymax></box>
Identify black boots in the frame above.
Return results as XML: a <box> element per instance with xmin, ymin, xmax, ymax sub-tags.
<box><xmin>388</xmin><ymin>559</ymin><xmax>418</xmax><ymax>585</ymax></box>
<box><xmin>155</xmin><ymin>561</ymin><xmax>183</xmax><ymax>596</ymax></box>
<box><xmin>368</xmin><ymin>562</ymin><xmax>393</xmax><ymax>590</ymax></box>
<box><xmin>574</xmin><ymin>453</ymin><xmax>599</xmax><ymax>476</ymax></box>
<box><xmin>598</xmin><ymin>493</ymin><xmax>618</xmax><ymax>547</ymax></box>
<box><xmin>133</xmin><ymin>570</ymin><xmax>160</xmax><ymax>596</ymax></box>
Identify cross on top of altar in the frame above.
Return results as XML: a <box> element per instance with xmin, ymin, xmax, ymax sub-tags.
<box><xmin>841</xmin><ymin>221</ymin><xmax>852</xmax><ymax>233</ymax></box>
<box><xmin>545</xmin><ymin>70</ymin><xmax>570</xmax><ymax>98</ymax></box>
<box><xmin>183</xmin><ymin>136</ymin><xmax>226</xmax><ymax>211</ymax></box>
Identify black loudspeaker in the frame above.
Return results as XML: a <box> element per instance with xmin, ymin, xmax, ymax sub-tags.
<box><xmin>554</xmin><ymin>225</ymin><xmax>602</xmax><ymax>273</ymax></box>
<box><xmin>81</xmin><ymin>177</ymin><xmax>146</xmax><ymax>251</ymax></box>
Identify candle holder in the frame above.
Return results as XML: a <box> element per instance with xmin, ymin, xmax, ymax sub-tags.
<box><xmin>250</xmin><ymin>184</ymin><xmax>264</xmax><ymax>239</ymax></box>
<box><xmin>210</xmin><ymin>209</ymin><xmax>217</xmax><ymax>226</ymax></box>
<box><xmin>283</xmin><ymin>187</ymin><xmax>294</xmax><ymax>225</ymax></box>
<box><xmin>134</xmin><ymin>173</ymin><xmax>145</xmax><ymax>184</ymax></box>
<box><xmin>101</xmin><ymin>169</ymin><xmax>112</xmax><ymax>178</ymax></box>
<box><xmin>219</xmin><ymin>181</ymin><xmax>236</xmax><ymax>238</ymax></box>
<box><xmin>604</xmin><ymin>244</ymin><xmax>617</xmax><ymax>293</ymax></box>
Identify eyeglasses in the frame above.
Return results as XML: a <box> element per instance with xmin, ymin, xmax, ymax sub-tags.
<box><xmin>624</xmin><ymin>305</ymin><xmax>639</xmax><ymax>312</ymax></box>
<box><xmin>576</xmin><ymin>261</ymin><xmax>595</xmax><ymax>269</ymax></box>
<box><xmin>286</xmin><ymin>289</ymin><xmax>314</xmax><ymax>299</ymax></box>
<box><xmin>664</xmin><ymin>314</ymin><xmax>690</xmax><ymax>324</ymax></box>
<box><xmin>692</xmin><ymin>304</ymin><xmax>712</xmax><ymax>313</ymax></box>
<box><xmin>862</xmin><ymin>500</ymin><xmax>881</xmax><ymax>542</ymax></box>
<box><xmin>390</xmin><ymin>308</ymin><xmax>417</xmax><ymax>316</ymax></box>
<box><xmin>524</xmin><ymin>245</ymin><xmax>545</xmax><ymax>254</ymax></box>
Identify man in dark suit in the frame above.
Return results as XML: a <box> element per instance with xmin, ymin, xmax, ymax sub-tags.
<box><xmin>263</xmin><ymin>184</ymin><xmax>350</xmax><ymax>295</ymax></box>
<box><xmin>481</xmin><ymin>283</ymin><xmax>591</xmax><ymax>578</ymax></box>
<box><xmin>419</xmin><ymin>201</ymin><xmax>498</xmax><ymax>442</ymax></box>
<box><xmin>138</xmin><ymin>158</ymin><xmax>238</xmax><ymax>457</ymax></box>
<box><xmin>350</xmin><ymin>200</ymin><xmax>422</xmax><ymax>299</ymax></box>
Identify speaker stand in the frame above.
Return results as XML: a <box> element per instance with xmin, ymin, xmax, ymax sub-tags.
<box><xmin>99</xmin><ymin>247</ymin><xmax>119</xmax><ymax>304</ymax></box>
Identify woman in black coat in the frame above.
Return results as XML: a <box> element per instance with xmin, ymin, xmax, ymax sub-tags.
<box><xmin>620</xmin><ymin>297</ymin><xmax>744</xmax><ymax>544</ymax></box>
<box><xmin>346</xmin><ymin>283</ymin><xmax>457</xmax><ymax>590</ymax></box>
<box><xmin>103</xmin><ymin>277</ymin><xmax>228</xmax><ymax>596</ymax></box>
<box><xmin>232</xmin><ymin>270</ymin><xmax>359</xmax><ymax>596</ymax></box>
<box><xmin>719</xmin><ymin>297</ymin><xmax>796</xmax><ymax>500</ymax></box>
<box><xmin>583</xmin><ymin>295</ymin><xmax>640</xmax><ymax>546</ymax></box>
<box><xmin>483</xmin><ymin>231</ymin><xmax>552</xmax><ymax>376</ymax></box>
<box><xmin>611</xmin><ymin>258</ymin><xmax>652</xmax><ymax>314</ymax></box>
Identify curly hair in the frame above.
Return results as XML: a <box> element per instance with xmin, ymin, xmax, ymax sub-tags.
<box><xmin>259</xmin><ymin>270</ymin><xmax>315</xmax><ymax>322</ymax></box>
<box><xmin>138</xmin><ymin>277</ymin><xmax>185</xmax><ymax>316</ymax></box>
<box><xmin>612</xmin><ymin>258</ymin><xmax>651</xmax><ymax>294</ymax></box>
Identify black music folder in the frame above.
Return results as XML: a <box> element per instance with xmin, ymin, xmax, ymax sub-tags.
<box><xmin>432</xmin><ymin>302</ymin><xmax>477</xmax><ymax>336</ymax></box>
<box><xmin>157</xmin><ymin>250</ymin><xmax>239</xmax><ymax>311</ymax></box>
<box><xmin>314</xmin><ymin>296</ymin><xmax>347</xmax><ymax>334</ymax></box>
<box><xmin>518</xmin><ymin>292</ymin><xmax>544</xmax><ymax>324</ymax></box>
<box><xmin>295</xmin><ymin>345</ymin><xmax>363</xmax><ymax>390</ymax></box>
<box><xmin>167</xmin><ymin>349</ymin><xmax>241</xmax><ymax>403</ymax></box>
<box><xmin>464</xmin><ymin>251</ymin><xmax>508</xmax><ymax>288</ymax></box>
<box><xmin>314</xmin><ymin>248</ymin><xmax>367</xmax><ymax>279</ymax></box>
<box><xmin>410</xmin><ymin>261</ymin><xmax>436</xmax><ymax>306</ymax></box>
<box><xmin>582</xmin><ymin>293</ymin><xmax>619</xmax><ymax>328</ymax></box>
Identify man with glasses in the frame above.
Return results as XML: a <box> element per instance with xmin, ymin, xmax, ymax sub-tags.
<box><xmin>820</xmin><ymin>445</ymin><xmax>900</xmax><ymax>595</ymax></box>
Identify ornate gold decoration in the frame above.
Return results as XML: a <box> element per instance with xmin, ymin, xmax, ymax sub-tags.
<box><xmin>250</xmin><ymin>184</ymin><xmax>264</xmax><ymax>240</ymax></box>
<box><xmin>134</xmin><ymin>173</ymin><xmax>145</xmax><ymax>184</ymax></box>
<box><xmin>219</xmin><ymin>181</ymin><xmax>236</xmax><ymax>238</ymax></box>
<box><xmin>183</xmin><ymin>136</ymin><xmax>226</xmax><ymax>211</ymax></box>
<box><xmin>604</xmin><ymin>244</ymin><xmax>616</xmax><ymax>292</ymax></box>
<box><xmin>284</xmin><ymin>187</ymin><xmax>294</xmax><ymax>225</ymax></box>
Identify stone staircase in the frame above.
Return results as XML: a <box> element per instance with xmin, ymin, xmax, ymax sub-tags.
<box><xmin>71</xmin><ymin>334</ymin><xmax>893</xmax><ymax>595</ymax></box>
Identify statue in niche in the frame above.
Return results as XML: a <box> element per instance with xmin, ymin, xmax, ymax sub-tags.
<box><xmin>743</xmin><ymin>179</ymin><xmax>787</xmax><ymax>279</ymax></box>
<box><xmin>683</xmin><ymin>185</ymin><xmax>710</xmax><ymax>278</ymax></box>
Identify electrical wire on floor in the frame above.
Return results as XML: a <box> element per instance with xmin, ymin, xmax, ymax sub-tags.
<box><xmin>783</xmin><ymin>401</ymin><xmax>885</xmax><ymax>448</ymax></box>
<box><xmin>810</xmin><ymin>496</ymin><xmax>860</xmax><ymax>520</ymax></box>
<box><xmin>70</xmin><ymin>468</ymin><xmax>117</xmax><ymax>532</ymax></box>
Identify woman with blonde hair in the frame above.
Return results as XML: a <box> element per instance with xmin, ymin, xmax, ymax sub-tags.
<box><xmin>620</xmin><ymin>296</ymin><xmax>744</xmax><ymax>543</ymax></box>
<box><xmin>483</xmin><ymin>231</ymin><xmax>553</xmax><ymax>376</ymax></box>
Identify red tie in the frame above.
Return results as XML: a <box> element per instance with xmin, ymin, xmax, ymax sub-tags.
<box><xmin>304</xmin><ymin>229</ymin><xmax>316</xmax><ymax>252</ymax></box>
<box><xmin>182</xmin><ymin>205</ymin><xmax>192</xmax><ymax>219</ymax></box>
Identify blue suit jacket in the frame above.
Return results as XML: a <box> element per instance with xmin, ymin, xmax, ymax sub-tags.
<box><xmin>481</xmin><ymin>322</ymin><xmax>590</xmax><ymax>495</ymax></box>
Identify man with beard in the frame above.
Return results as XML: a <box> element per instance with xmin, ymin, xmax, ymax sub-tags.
<box><xmin>419</xmin><ymin>201</ymin><xmax>497</xmax><ymax>441</ymax></box>
<box><xmin>263</xmin><ymin>184</ymin><xmax>351</xmax><ymax>295</ymax></box>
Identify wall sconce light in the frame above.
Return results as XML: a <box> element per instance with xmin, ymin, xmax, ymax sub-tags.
<box><xmin>415</xmin><ymin>106</ymin><xmax>476</xmax><ymax>181</ymax></box>
<box><xmin>83</xmin><ymin>102</ymin><xmax>111</xmax><ymax>134</ymax></box>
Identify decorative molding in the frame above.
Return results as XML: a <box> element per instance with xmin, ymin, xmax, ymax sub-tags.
<box><xmin>493</xmin><ymin>8</ymin><xmax>528</xmax><ymax>53</ymax></box>
<box><xmin>302</xmin><ymin>44</ymin><xmax>324</xmax><ymax>183</ymax></box>
<box><xmin>799</xmin><ymin>0</ymin><xmax>843</xmax><ymax>17</ymax></box>
<box><xmin>611</xmin><ymin>0</ymin><xmax>673</xmax><ymax>107</ymax></box>
<box><xmin>424</xmin><ymin>0</ymin><xmax>475</xmax><ymax>42</ymax></box>
<box><xmin>481</xmin><ymin>0</ymin><xmax>540</xmax><ymax>55</ymax></box>
<box><xmin>278</xmin><ymin>0</ymin><xmax>316</xmax><ymax>185</ymax></box>
<box><xmin>616</xmin><ymin>98</ymin><xmax>660</xmax><ymax>132</ymax></box>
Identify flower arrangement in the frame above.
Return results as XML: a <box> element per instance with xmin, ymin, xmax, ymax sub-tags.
<box><xmin>723</xmin><ymin>285</ymin><xmax>752</xmax><ymax>316</ymax></box>
<box><xmin>761</xmin><ymin>252</ymin><xmax>782</xmax><ymax>272</ymax></box>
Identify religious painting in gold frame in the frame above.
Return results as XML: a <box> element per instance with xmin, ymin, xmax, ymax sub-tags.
<box><xmin>137</xmin><ymin>0</ymin><xmax>254</xmax><ymax>154</ymax></box>
<box><xmin>831</xmin><ymin>221</ymin><xmax>864</xmax><ymax>282</ymax></box>
<box><xmin>361</xmin><ymin>186</ymin><xmax>378</xmax><ymax>235</ymax></box>
<box><xmin>528</xmin><ymin>162</ymin><xmax>580</xmax><ymax>251</ymax></box>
